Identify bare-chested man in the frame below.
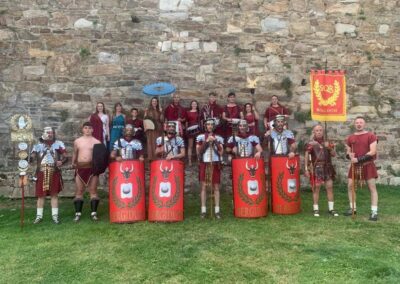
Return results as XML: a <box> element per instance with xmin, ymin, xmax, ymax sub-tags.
<box><xmin>72</xmin><ymin>122</ymin><xmax>102</xmax><ymax>222</ymax></box>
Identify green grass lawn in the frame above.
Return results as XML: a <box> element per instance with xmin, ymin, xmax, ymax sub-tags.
<box><xmin>0</xmin><ymin>185</ymin><xmax>399</xmax><ymax>283</ymax></box>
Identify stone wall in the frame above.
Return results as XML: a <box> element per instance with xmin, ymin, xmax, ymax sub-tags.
<box><xmin>1</xmin><ymin>0</ymin><xmax>399</xmax><ymax>196</ymax></box>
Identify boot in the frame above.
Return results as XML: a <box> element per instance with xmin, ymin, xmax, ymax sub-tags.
<box><xmin>52</xmin><ymin>214</ymin><xmax>60</xmax><ymax>224</ymax></box>
<box><xmin>90</xmin><ymin>198</ymin><xmax>100</xmax><ymax>221</ymax></box>
<box><xmin>73</xmin><ymin>199</ymin><xmax>84</xmax><ymax>222</ymax></box>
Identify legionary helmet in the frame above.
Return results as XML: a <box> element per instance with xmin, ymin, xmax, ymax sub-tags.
<box><xmin>238</xmin><ymin>119</ymin><xmax>249</xmax><ymax>132</ymax></box>
<box><xmin>166</xmin><ymin>121</ymin><xmax>177</xmax><ymax>134</ymax></box>
<box><xmin>124</xmin><ymin>124</ymin><xmax>135</xmax><ymax>136</ymax></box>
<box><xmin>275</xmin><ymin>114</ymin><xmax>286</xmax><ymax>122</ymax></box>
<box><xmin>41</xmin><ymin>126</ymin><xmax>53</xmax><ymax>141</ymax></box>
<box><xmin>204</xmin><ymin>118</ymin><xmax>216</xmax><ymax>131</ymax></box>
<box><xmin>273</xmin><ymin>114</ymin><xmax>287</xmax><ymax>128</ymax></box>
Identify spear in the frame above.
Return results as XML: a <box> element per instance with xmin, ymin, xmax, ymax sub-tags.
<box><xmin>351</xmin><ymin>142</ymin><xmax>356</xmax><ymax>219</ymax></box>
<box><xmin>206</xmin><ymin>141</ymin><xmax>214</xmax><ymax>219</ymax></box>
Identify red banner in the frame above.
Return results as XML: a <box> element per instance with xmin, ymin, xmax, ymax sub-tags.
<box><xmin>310</xmin><ymin>70</ymin><xmax>346</xmax><ymax>122</ymax></box>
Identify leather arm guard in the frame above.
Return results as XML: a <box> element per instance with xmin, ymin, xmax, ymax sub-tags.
<box><xmin>357</xmin><ymin>154</ymin><xmax>373</xmax><ymax>163</ymax></box>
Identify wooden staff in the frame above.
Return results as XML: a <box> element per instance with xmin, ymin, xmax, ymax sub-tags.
<box><xmin>19</xmin><ymin>175</ymin><xmax>28</xmax><ymax>230</ymax></box>
<box><xmin>250</xmin><ymin>88</ymin><xmax>257</xmax><ymax>136</ymax></box>
<box><xmin>351</xmin><ymin>143</ymin><xmax>356</xmax><ymax>219</ymax></box>
<box><xmin>206</xmin><ymin>140</ymin><xmax>214</xmax><ymax>219</ymax></box>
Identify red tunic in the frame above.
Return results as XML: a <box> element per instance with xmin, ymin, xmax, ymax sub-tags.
<box><xmin>223</xmin><ymin>104</ymin><xmax>241</xmax><ymax>138</ymax></box>
<box><xmin>89</xmin><ymin>113</ymin><xmax>103</xmax><ymax>143</ymax></box>
<box><xmin>200</xmin><ymin>102</ymin><xmax>223</xmax><ymax>136</ymax></box>
<box><xmin>244</xmin><ymin>113</ymin><xmax>259</xmax><ymax>136</ymax></box>
<box><xmin>346</xmin><ymin>132</ymin><xmax>378</xmax><ymax>180</ymax></box>
<box><xmin>36</xmin><ymin>171</ymin><xmax>63</xmax><ymax>197</ymax></box>
<box><xmin>35</xmin><ymin>147</ymin><xmax>66</xmax><ymax>197</ymax></box>
<box><xmin>264</xmin><ymin>104</ymin><xmax>289</xmax><ymax>129</ymax></box>
<box><xmin>186</xmin><ymin>111</ymin><xmax>199</xmax><ymax>126</ymax></box>
<box><xmin>186</xmin><ymin>110</ymin><xmax>200</xmax><ymax>138</ymax></box>
<box><xmin>164</xmin><ymin>103</ymin><xmax>187</xmax><ymax>122</ymax></box>
<box><xmin>199</xmin><ymin>163</ymin><xmax>221</xmax><ymax>185</ymax></box>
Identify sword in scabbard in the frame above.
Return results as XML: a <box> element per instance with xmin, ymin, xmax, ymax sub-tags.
<box><xmin>308</xmin><ymin>154</ymin><xmax>315</xmax><ymax>193</ymax></box>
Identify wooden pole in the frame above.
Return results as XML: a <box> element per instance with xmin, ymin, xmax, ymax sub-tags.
<box><xmin>19</xmin><ymin>175</ymin><xmax>26</xmax><ymax>230</ymax></box>
<box><xmin>207</xmin><ymin>141</ymin><xmax>214</xmax><ymax>219</ymax></box>
<box><xmin>351</xmin><ymin>143</ymin><xmax>356</xmax><ymax>219</ymax></box>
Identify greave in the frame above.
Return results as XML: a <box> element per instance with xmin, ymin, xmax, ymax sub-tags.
<box><xmin>74</xmin><ymin>199</ymin><xmax>84</xmax><ymax>213</ymax></box>
<box><xmin>90</xmin><ymin>198</ymin><xmax>100</xmax><ymax>213</ymax></box>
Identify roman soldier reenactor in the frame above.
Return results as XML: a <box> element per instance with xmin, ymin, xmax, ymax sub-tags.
<box><xmin>345</xmin><ymin>116</ymin><xmax>379</xmax><ymax>221</ymax></box>
<box><xmin>155</xmin><ymin>121</ymin><xmax>185</xmax><ymax>160</ymax></box>
<box><xmin>227</xmin><ymin>120</ymin><xmax>263</xmax><ymax>159</ymax></box>
<box><xmin>31</xmin><ymin>127</ymin><xmax>67</xmax><ymax>224</ymax></box>
<box><xmin>110</xmin><ymin>124</ymin><xmax>144</xmax><ymax>161</ymax></box>
<box><xmin>265</xmin><ymin>115</ymin><xmax>296</xmax><ymax>158</ymax></box>
<box><xmin>196</xmin><ymin>118</ymin><xmax>224</xmax><ymax>219</ymax></box>
<box><xmin>72</xmin><ymin>122</ymin><xmax>105</xmax><ymax>222</ymax></box>
<box><xmin>305</xmin><ymin>124</ymin><xmax>338</xmax><ymax>217</ymax></box>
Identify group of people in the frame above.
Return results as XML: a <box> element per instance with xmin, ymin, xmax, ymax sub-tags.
<box><xmin>29</xmin><ymin>91</ymin><xmax>379</xmax><ymax>223</ymax></box>
<box><xmin>86</xmin><ymin>92</ymin><xmax>289</xmax><ymax>166</ymax></box>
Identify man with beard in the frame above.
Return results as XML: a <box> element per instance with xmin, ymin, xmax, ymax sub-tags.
<box><xmin>305</xmin><ymin>124</ymin><xmax>338</xmax><ymax>217</ymax></box>
<box><xmin>31</xmin><ymin>127</ymin><xmax>68</xmax><ymax>224</ymax></box>
<box><xmin>345</xmin><ymin>116</ymin><xmax>379</xmax><ymax>221</ymax></box>
<box><xmin>265</xmin><ymin>115</ymin><xmax>296</xmax><ymax>158</ymax></box>
<box><xmin>155</xmin><ymin>121</ymin><xmax>185</xmax><ymax>160</ymax></box>
<box><xmin>72</xmin><ymin>122</ymin><xmax>103</xmax><ymax>222</ymax></box>
<box><xmin>110</xmin><ymin>124</ymin><xmax>144</xmax><ymax>161</ymax></box>
<box><xmin>196</xmin><ymin>118</ymin><xmax>224</xmax><ymax>219</ymax></box>
<box><xmin>227</xmin><ymin>120</ymin><xmax>263</xmax><ymax>159</ymax></box>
